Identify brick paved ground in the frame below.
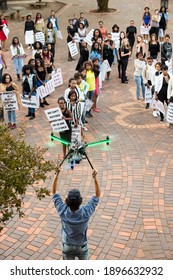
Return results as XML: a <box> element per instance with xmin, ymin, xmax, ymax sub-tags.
<box><xmin>1</xmin><ymin>0</ymin><xmax>173</xmax><ymax>260</ymax></box>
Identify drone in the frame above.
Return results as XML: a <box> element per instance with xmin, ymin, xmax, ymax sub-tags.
<box><xmin>51</xmin><ymin>132</ymin><xmax>110</xmax><ymax>170</ymax></box>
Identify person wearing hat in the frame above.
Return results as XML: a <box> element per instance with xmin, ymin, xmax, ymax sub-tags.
<box><xmin>52</xmin><ymin>167</ymin><xmax>101</xmax><ymax>260</ymax></box>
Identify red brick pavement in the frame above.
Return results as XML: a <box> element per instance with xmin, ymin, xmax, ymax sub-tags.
<box><xmin>0</xmin><ymin>0</ymin><xmax>173</xmax><ymax>260</ymax></box>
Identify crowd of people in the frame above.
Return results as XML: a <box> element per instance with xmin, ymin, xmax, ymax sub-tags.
<box><xmin>0</xmin><ymin>5</ymin><xmax>173</xmax><ymax>146</ymax></box>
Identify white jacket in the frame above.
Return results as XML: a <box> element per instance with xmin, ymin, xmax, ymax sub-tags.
<box><xmin>10</xmin><ymin>44</ymin><xmax>25</xmax><ymax>58</ymax></box>
<box><xmin>154</xmin><ymin>72</ymin><xmax>163</xmax><ymax>93</ymax></box>
<box><xmin>134</xmin><ymin>59</ymin><xmax>146</xmax><ymax>76</ymax></box>
<box><xmin>142</xmin><ymin>64</ymin><xmax>155</xmax><ymax>85</ymax></box>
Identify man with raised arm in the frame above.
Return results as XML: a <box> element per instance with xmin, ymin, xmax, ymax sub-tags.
<box><xmin>52</xmin><ymin>167</ymin><xmax>101</xmax><ymax>260</ymax></box>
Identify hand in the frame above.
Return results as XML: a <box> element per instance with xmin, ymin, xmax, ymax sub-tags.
<box><xmin>5</xmin><ymin>65</ymin><xmax>7</xmax><ymax>69</ymax></box>
<box><xmin>155</xmin><ymin>93</ymin><xmax>158</xmax><ymax>100</ymax></box>
<box><xmin>29</xmin><ymin>93</ymin><xmax>32</xmax><ymax>99</ymax></box>
<box><xmin>62</xmin><ymin>116</ymin><xmax>65</xmax><ymax>120</ymax></box>
<box><xmin>42</xmin><ymin>82</ymin><xmax>46</xmax><ymax>86</ymax></box>
<box><xmin>74</xmin><ymin>122</ymin><xmax>78</xmax><ymax>128</ymax></box>
<box><xmin>92</xmin><ymin>169</ymin><xmax>97</xmax><ymax>178</ymax></box>
<box><xmin>129</xmin><ymin>51</ymin><xmax>131</xmax><ymax>56</ymax></box>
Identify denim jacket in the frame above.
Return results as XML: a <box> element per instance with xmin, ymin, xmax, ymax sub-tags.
<box><xmin>48</xmin><ymin>16</ymin><xmax>59</xmax><ymax>30</ymax></box>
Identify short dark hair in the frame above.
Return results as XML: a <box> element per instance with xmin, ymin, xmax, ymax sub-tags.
<box><xmin>65</xmin><ymin>196</ymin><xmax>83</xmax><ymax>212</ymax></box>
<box><xmin>68</xmin><ymin>89</ymin><xmax>77</xmax><ymax>101</ymax></box>
<box><xmin>33</xmin><ymin>41</ymin><xmax>43</xmax><ymax>50</ymax></box>
<box><xmin>47</xmin><ymin>22</ymin><xmax>53</xmax><ymax>29</ymax></box>
<box><xmin>165</xmin><ymin>34</ymin><xmax>170</xmax><ymax>39</ymax></box>
<box><xmin>58</xmin><ymin>96</ymin><xmax>66</xmax><ymax>103</ymax></box>
<box><xmin>74</xmin><ymin>72</ymin><xmax>83</xmax><ymax>80</ymax></box>
<box><xmin>162</xmin><ymin>65</ymin><xmax>168</xmax><ymax>71</ymax></box>
<box><xmin>22</xmin><ymin>64</ymin><xmax>33</xmax><ymax>75</ymax></box>
<box><xmin>1</xmin><ymin>73</ymin><xmax>12</xmax><ymax>84</ymax></box>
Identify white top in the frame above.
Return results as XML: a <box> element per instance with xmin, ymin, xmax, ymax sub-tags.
<box><xmin>134</xmin><ymin>59</ymin><xmax>146</xmax><ymax>76</ymax></box>
<box><xmin>142</xmin><ymin>64</ymin><xmax>155</xmax><ymax>85</ymax></box>
<box><xmin>10</xmin><ymin>44</ymin><xmax>25</xmax><ymax>57</ymax></box>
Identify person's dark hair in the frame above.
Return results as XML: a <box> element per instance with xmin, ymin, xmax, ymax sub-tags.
<box><xmin>143</xmin><ymin>7</ymin><xmax>151</xmax><ymax>19</ymax></box>
<box><xmin>42</xmin><ymin>45</ymin><xmax>50</xmax><ymax>59</ymax></box>
<box><xmin>91</xmin><ymin>41</ymin><xmax>101</xmax><ymax>53</ymax></box>
<box><xmin>150</xmin><ymin>33</ymin><xmax>158</xmax><ymax>41</ymax></box>
<box><xmin>26</xmin><ymin>15</ymin><xmax>31</xmax><ymax>20</ymax></box>
<box><xmin>136</xmin><ymin>52</ymin><xmax>143</xmax><ymax>58</ymax></box>
<box><xmin>68</xmin><ymin>77</ymin><xmax>76</xmax><ymax>87</ymax></box>
<box><xmin>68</xmin><ymin>89</ymin><xmax>77</xmax><ymax>101</ymax></box>
<box><xmin>1</xmin><ymin>73</ymin><xmax>12</xmax><ymax>84</ymax></box>
<box><xmin>160</xmin><ymin>6</ymin><xmax>167</xmax><ymax>13</ymax></box>
<box><xmin>58</xmin><ymin>96</ymin><xmax>66</xmax><ymax>104</ymax></box>
<box><xmin>47</xmin><ymin>22</ymin><xmax>53</xmax><ymax>29</ymax></box>
<box><xmin>79</xmin><ymin>22</ymin><xmax>84</xmax><ymax>28</ymax></box>
<box><xmin>99</xmin><ymin>20</ymin><xmax>103</xmax><ymax>24</ymax></box>
<box><xmin>28</xmin><ymin>58</ymin><xmax>35</xmax><ymax>65</ymax></box>
<box><xmin>35</xmin><ymin>58</ymin><xmax>44</xmax><ymax>67</ymax></box>
<box><xmin>155</xmin><ymin>62</ymin><xmax>162</xmax><ymax>68</ymax></box>
<box><xmin>162</xmin><ymin>64</ymin><xmax>168</xmax><ymax>71</ymax></box>
<box><xmin>74</xmin><ymin>72</ymin><xmax>83</xmax><ymax>80</ymax></box>
<box><xmin>80</xmin><ymin>12</ymin><xmax>84</xmax><ymax>16</ymax></box>
<box><xmin>112</xmin><ymin>24</ymin><xmax>119</xmax><ymax>32</ymax></box>
<box><xmin>83</xmin><ymin>60</ymin><xmax>93</xmax><ymax>70</ymax></box>
<box><xmin>65</xmin><ymin>196</ymin><xmax>83</xmax><ymax>212</ymax></box>
<box><xmin>146</xmin><ymin>56</ymin><xmax>153</xmax><ymax>60</ymax></box>
<box><xmin>33</xmin><ymin>41</ymin><xmax>43</xmax><ymax>50</ymax></box>
<box><xmin>79</xmin><ymin>66</ymin><xmax>86</xmax><ymax>73</ymax></box>
<box><xmin>22</xmin><ymin>64</ymin><xmax>33</xmax><ymax>75</ymax></box>
<box><xmin>93</xmin><ymin>28</ymin><xmax>102</xmax><ymax>39</ymax></box>
<box><xmin>165</xmin><ymin>34</ymin><xmax>170</xmax><ymax>39</ymax></box>
<box><xmin>12</xmin><ymin>37</ymin><xmax>20</xmax><ymax>46</ymax></box>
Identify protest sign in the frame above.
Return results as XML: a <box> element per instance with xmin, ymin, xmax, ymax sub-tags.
<box><xmin>85</xmin><ymin>99</ymin><xmax>93</xmax><ymax>112</ymax></box>
<box><xmin>152</xmin><ymin>99</ymin><xmax>165</xmax><ymax>115</ymax></box>
<box><xmin>71</xmin><ymin>125</ymin><xmax>81</xmax><ymax>143</ymax></box>
<box><xmin>84</xmin><ymin>29</ymin><xmax>94</xmax><ymax>46</ymax></box>
<box><xmin>67</xmin><ymin>41</ymin><xmax>78</xmax><ymax>57</ymax></box>
<box><xmin>51</xmin><ymin>68</ymin><xmax>63</xmax><ymax>88</ymax></box>
<box><xmin>140</xmin><ymin>25</ymin><xmax>150</xmax><ymax>35</ymax></box>
<box><xmin>144</xmin><ymin>86</ymin><xmax>152</xmax><ymax>103</ymax></box>
<box><xmin>20</xmin><ymin>94</ymin><xmax>40</xmax><ymax>109</ymax></box>
<box><xmin>74</xmin><ymin>33</ymin><xmax>80</xmax><ymax>42</ymax></box>
<box><xmin>25</xmin><ymin>30</ymin><xmax>34</xmax><ymax>45</ymax></box>
<box><xmin>3</xmin><ymin>24</ymin><xmax>10</xmax><ymax>39</ymax></box>
<box><xmin>1</xmin><ymin>91</ymin><xmax>18</xmax><ymax>111</ymax></box>
<box><xmin>166</xmin><ymin>103</ymin><xmax>173</xmax><ymax>124</ymax></box>
<box><xmin>36</xmin><ymin>79</ymin><xmax>55</xmax><ymax>99</ymax></box>
<box><xmin>111</xmin><ymin>32</ymin><xmax>120</xmax><ymax>49</ymax></box>
<box><xmin>56</xmin><ymin>30</ymin><xmax>63</xmax><ymax>40</ymax></box>
<box><xmin>45</xmin><ymin>107</ymin><xmax>69</xmax><ymax>132</ymax></box>
<box><xmin>35</xmin><ymin>32</ymin><xmax>45</xmax><ymax>45</ymax></box>
<box><xmin>100</xmin><ymin>60</ymin><xmax>111</xmax><ymax>81</ymax></box>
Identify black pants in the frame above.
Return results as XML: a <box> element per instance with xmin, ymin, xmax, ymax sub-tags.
<box><xmin>158</xmin><ymin>92</ymin><xmax>168</xmax><ymax>120</ymax></box>
<box><xmin>121</xmin><ymin>59</ymin><xmax>128</xmax><ymax>83</ymax></box>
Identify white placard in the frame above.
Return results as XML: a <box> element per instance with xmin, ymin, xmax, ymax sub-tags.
<box><xmin>67</xmin><ymin>41</ymin><xmax>78</xmax><ymax>57</ymax></box>
<box><xmin>111</xmin><ymin>32</ymin><xmax>120</xmax><ymax>49</ymax></box>
<box><xmin>20</xmin><ymin>94</ymin><xmax>40</xmax><ymax>109</ymax></box>
<box><xmin>144</xmin><ymin>86</ymin><xmax>152</xmax><ymax>103</ymax></box>
<box><xmin>140</xmin><ymin>25</ymin><xmax>150</xmax><ymax>35</ymax></box>
<box><xmin>165</xmin><ymin>59</ymin><xmax>172</xmax><ymax>74</ymax></box>
<box><xmin>74</xmin><ymin>33</ymin><xmax>80</xmax><ymax>43</ymax></box>
<box><xmin>85</xmin><ymin>98</ymin><xmax>93</xmax><ymax>112</ymax></box>
<box><xmin>45</xmin><ymin>107</ymin><xmax>69</xmax><ymax>132</ymax></box>
<box><xmin>152</xmin><ymin>99</ymin><xmax>165</xmax><ymax>115</ymax></box>
<box><xmin>51</xmin><ymin>68</ymin><xmax>63</xmax><ymax>87</ymax></box>
<box><xmin>36</xmin><ymin>79</ymin><xmax>55</xmax><ymax>99</ymax></box>
<box><xmin>100</xmin><ymin>59</ymin><xmax>112</xmax><ymax>81</ymax></box>
<box><xmin>84</xmin><ymin>28</ymin><xmax>94</xmax><ymax>46</ymax></box>
<box><xmin>35</xmin><ymin>32</ymin><xmax>45</xmax><ymax>45</ymax></box>
<box><xmin>166</xmin><ymin>102</ymin><xmax>173</xmax><ymax>123</ymax></box>
<box><xmin>71</xmin><ymin>124</ymin><xmax>81</xmax><ymax>143</ymax></box>
<box><xmin>56</xmin><ymin>30</ymin><xmax>63</xmax><ymax>40</ymax></box>
<box><xmin>1</xmin><ymin>91</ymin><xmax>18</xmax><ymax>111</ymax></box>
<box><xmin>2</xmin><ymin>24</ymin><xmax>10</xmax><ymax>39</ymax></box>
<box><xmin>25</xmin><ymin>30</ymin><xmax>34</xmax><ymax>45</ymax></box>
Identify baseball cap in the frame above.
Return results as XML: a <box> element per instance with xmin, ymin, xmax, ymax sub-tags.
<box><xmin>68</xmin><ymin>189</ymin><xmax>81</xmax><ymax>201</ymax></box>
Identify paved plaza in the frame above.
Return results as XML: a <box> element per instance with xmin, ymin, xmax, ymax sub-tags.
<box><xmin>0</xmin><ymin>0</ymin><xmax>173</xmax><ymax>260</ymax></box>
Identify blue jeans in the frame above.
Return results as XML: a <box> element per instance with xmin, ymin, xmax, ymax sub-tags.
<box><xmin>24</xmin><ymin>91</ymin><xmax>36</xmax><ymax>114</ymax></box>
<box><xmin>7</xmin><ymin>110</ymin><xmax>16</xmax><ymax>124</ymax></box>
<box><xmin>134</xmin><ymin>75</ymin><xmax>145</xmax><ymax>99</ymax></box>
<box><xmin>62</xmin><ymin>243</ymin><xmax>88</xmax><ymax>260</ymax></box>
<box><xmin>113</xmin><ymin>48</ymin><xmax>118</xmax><ymax>63</ymax></box>
<box><xmin>13</xmin><ymin>58</ymin><xmax>24</xmax><ymax>75</ymax></box>
<box><xmin>87</xmin><ymin>90</ymin><xmax>94</xmax><ymax>101</ymax></box>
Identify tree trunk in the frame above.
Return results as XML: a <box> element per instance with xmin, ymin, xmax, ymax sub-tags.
<box><xmin>97</xmin><ymin>0</ymin><xmax>109</xmax><ymax>12</ymax></box>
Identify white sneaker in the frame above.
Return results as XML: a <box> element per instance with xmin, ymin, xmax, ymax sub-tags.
<box><xmin>156</xmin><ymin>110</ymin><xmax>160</xmax><ymax>116</ymax></box>
<box><xmin>146</xmin><ymin>40</ymin><xmax>148</xmax><ymax>44</ymax></box>
<box><xmin>83</xmin><ymin>126</ymin><xmax>88</xmax><ymax>131</ymax></box>
<box><xmin>153</xmin><ymin>111</ymin><xmax>158</xmax><ymax>117</ymax></box>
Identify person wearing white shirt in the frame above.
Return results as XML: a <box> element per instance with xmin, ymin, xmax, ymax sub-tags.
<box><xmin>142</xmin><ymin>56</ymin><xmax>155</xmax><ymax>109</ymax></box>
<box><xmin>134</xmin><ymin>52</ymin><xmax>146</xmax><ymax>100</ymax></box>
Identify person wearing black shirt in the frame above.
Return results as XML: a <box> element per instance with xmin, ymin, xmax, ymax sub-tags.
<box><xmin>120</xmin><ymin>38</ymin><xmax>131</xmax><ymax>84</ymax></box>
<box><xmin>148</xmin><ymin>34</ymin><xmax>160</xmax><ymax>60</ymax></box>
<box><xmin>24</xmin><ymin>15</ymin><xmax>35</xmax><ymax>50</ymax></box>
<box><xmin>126</xmin><ymin>20</ymin><xmax>137</xmax><ymax>59</ymax></box>
<box><xmin>22</xmin><ymin>65</ymin><xmax>37</xmax><ymax>120</ymax></box>
<box><xmin>67</xmin><ymin>19</ymin><xmax>76</xmax><ymax>61</ymax></box>
<box><xmin>75</xmin><ymin>40</ymin><xmax>89</xmax><ymax>71</ymax></box>
<box><xmin>76</xmin><ymin>12</ymin><xmax>89</xmax><ymax>29</ymax></box>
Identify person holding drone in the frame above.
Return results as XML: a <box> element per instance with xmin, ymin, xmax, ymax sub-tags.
<box><xmin>52</xmin><ymin>167</ymin><xmax>101</xmax><ymax>260</ymax></box>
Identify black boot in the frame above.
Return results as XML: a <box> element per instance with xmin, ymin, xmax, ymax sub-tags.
<box><xmin>43</xmin><ymin>99</ymin><xmax>49</xmax><ymax>106</ymax></box>
<box><xmin>29</xmin><ymin>113</ymin><xmax>35</xmax><ymax>120</ymax></box>
<box><xmin>25</xmin><ymin>110</ymin><xmax>31</xmax><ymax>117</ymax></box>
<box><xmin>40</xmin><ymin>102</ymin><xmax>44</xmax><ymax>108</ymax></box>
<box><xmin>17</xmin><ymin>74</ymin><xmax>21</xmax><ymax>81</ymax></box>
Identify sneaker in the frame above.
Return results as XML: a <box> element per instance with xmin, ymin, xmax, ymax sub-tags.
<box><xmin>40</xmin><ymin>102</ymin><xmax>44</xmax><ymax>108</ymax></box>
<box><xmin>145</xmin><ymin>104</ymin><xmax>149</xmax><ymax>109</ymax></box>
<box><xmin>43</xmin><ymin>100</ymin><xmax>49</xmax><ymax>106</ymax></box>
<box><xmin>160</xmin><ymin>118</ymin><xmax>164</xmax><ymax>122</ymax></box>
<box><xmin>156</xmin><ymin>110</ymin><xmax>160</xmax><ymax>116</ymax></box>
<box><xmin>8</xmin><ymin>123</ymin><xmax>12</xmax><ymax>128</ymax></box>
<box><xmin>11</xmin><ymin>123</ymin><xmax>17</xmax><ymax>129</ymax></box>
<box><xmin>153</xmin><ymin>111</ymin><xmax>158</xmax><ymax>117</ymax></box>
<box><xmin>83</xmin><ymin>126</ymin><xmax>88</xmax><ymax>131</ymax></box>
